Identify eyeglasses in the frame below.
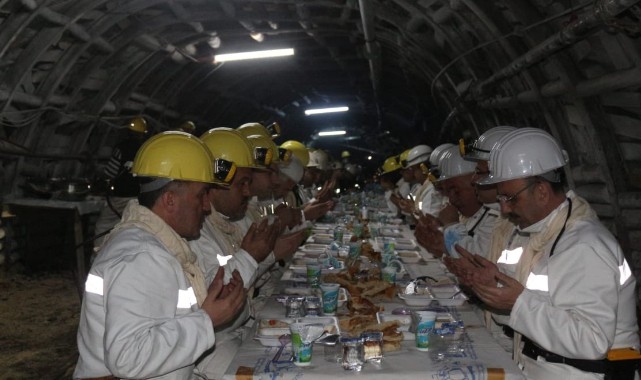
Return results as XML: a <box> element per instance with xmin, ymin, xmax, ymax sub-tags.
<box><xmin>496</xmin><ymin>181</ymin><xmax>537</xmax><ymax>204</ymax></box>
<box><xmin>278</xmin><ymin>147</ymin><xmax>292</xmax><ymax>162</ymax></box>
<box><xmin>254</xmin><ymin>147</ymin><xmax>273</xmax><ymax>167</ymax></box>
<box><xmin>214</xmin><ymin>158</ymin><xmax>237</xmax><ymax>184</ymax></box>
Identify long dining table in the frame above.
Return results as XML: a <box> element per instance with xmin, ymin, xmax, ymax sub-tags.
<box><xmin>222</xmin><ymin>213</ymin><xmax>525</xmax><ymax>380</ymax></box>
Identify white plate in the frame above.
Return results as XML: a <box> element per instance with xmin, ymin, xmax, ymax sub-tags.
<box><xmin>254</xmin><ymin>317</ymin><xmax>340</xmax><ymax>346</ymax></box>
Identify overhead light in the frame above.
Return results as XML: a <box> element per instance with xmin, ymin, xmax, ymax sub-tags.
<box><xmin>305</xmin><ymin>106</ymin><xmax>349</xmax><ymax>116</ymax></box>
<box><xmin>214</xmin><ymin>48</ymin><xmax>294</xmax><ymax>63</ymax></box>
<box><xmin>367</xmin><ymin>156</ymin><xmax>372</xmax><ymax>160</ymax></box>
<box><xmin>318</xmin><ymin>130</ymin><xmax>346</xmax><ymax>137</ymax></box>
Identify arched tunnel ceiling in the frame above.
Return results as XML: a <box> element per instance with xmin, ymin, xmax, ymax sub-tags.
<box><xmin>0</xmin><ymin>0</ymin><xmax>640</xmax><ymax>179</ymax></box>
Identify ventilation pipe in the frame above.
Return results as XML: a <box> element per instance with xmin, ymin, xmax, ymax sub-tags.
<box><xmin>472</xmin><ymin>0</ymin><xmax>640</xmax><ymax>97</ymax></box>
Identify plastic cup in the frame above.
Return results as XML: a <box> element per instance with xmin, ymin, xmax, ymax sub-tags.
<box><xmin>320</xmin><ymin>283</ymin><xmax>341</xmax><ymax>315</ymax></box>
<box><xmin>306</xmin><ymin>263</ymin><xmax>321</xmax><ymax>288</ymax></box>
<box><xmin>383</xmin><ymin>237</ymin><xmax>396</xmax><ymax>255</ymax></box>
<box><xmin>290</xmin><ymin>323</ymin><xmax>313</xmax><ymax>366</ymax></box>
<box><xmin>413</xmin><ymin>311</ymin><xmax>437</xmax><ymax>351</ymax></box>
<box><xmin>382</xmin><ymin>266</ymin><xmax>396</xmax><ymax>284</ymax></box>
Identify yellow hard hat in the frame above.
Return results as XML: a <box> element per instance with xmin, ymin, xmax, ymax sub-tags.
<box><xmin>381</xmin><ymin>155</ymin><xmax>402</xmax><ymax>174</ymax></box>
<box><xmin>201</xmin><ymin>128</ymin><xmax>268</xmax><ymax>169</ymax></box>
<box><xmin>281</xmin><ymin>140</ymin><xmax>309</xmax><ymax>166</ymax></box>
<box><xmin>246</xmin><ymin>134</ymin><xmax>290</xmax><ymax>164</ymax></box>
<box><xmin>128</xmin><ymin>117</ymin><xmax>148</xmax><ymax>134</ymax></box>
<box><xmin>341</xmin><ymin>150</ymin><xmax>350</xmax><ymax>158</ymax></box>
<box><xmin>237</xmin><ymin>122</ymin><xmax>281</xmax><ymax>139</ymax></box>
<box><xmin>178</xmin><ymin>121</ymin><xmax>196</xmax><ymax>134</ymax></box>
<box><xmin>132</xmin><ymin>131</ymin><xmax>216</xmax><ymax>184</ymax></box>
<box><xmin>399</xmin><ymin>149</ymin><xmax>411</xmax><ymax>168</ymax></box>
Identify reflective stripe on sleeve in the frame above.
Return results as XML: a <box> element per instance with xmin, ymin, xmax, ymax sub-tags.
<box><xmin>85</xmin><ymin>274</ymin><xmax>104</xmax><ymax>296</ymax></box>
<box><xmin>497</xmin><ymin>247</ymin><xmax>523</xmax><ymax>265</ymax></box>
<box><xmin>177</xmin><ymin>287</ymin><xmax>198</xmax><ymax>309</ymax></box>
<box><xmin>620</xmin><ymin>260</ymin><xmax>632</xmax><ymax>285</ymax></box>
<box><xmin>525</xmin><ymin>273</ymin><xmax>549</xmax><ymax>292</ymax></box>
<box><xmin>217</xmin><ymin>253</ymin><xmax>232</xmax><ymax>266</ymax></box>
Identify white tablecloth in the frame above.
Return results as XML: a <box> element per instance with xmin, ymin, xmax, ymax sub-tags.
<box><xmin>223</xmin><ymin>223</ymin><xmax>525</xmax><ymax>380</ymax></box>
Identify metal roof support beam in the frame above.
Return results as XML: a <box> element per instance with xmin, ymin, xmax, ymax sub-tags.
<box><xmin>472</xmin><ymin>0</ymin><xmax>641</xmax><ymax>97</ymax></box>
<box><xmin>18</xmin><ymin>0</ymin><xmax>113</xmax><ymax>52</ymax></box>
<box><xmin>358</xmin><ymin>0</ymin><xmax>382</xmax><ymax>125</ymax></box>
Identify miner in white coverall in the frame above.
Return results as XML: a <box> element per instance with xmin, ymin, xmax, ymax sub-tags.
<box><xmin>74</xmin><ymin>131</ymin><xmax>247</xmax><ymax>380</ymax></box>
<box><xmin>463</xmin><ymin>128</ymin><xmax>639</xmax><ymax>380</ymax></box>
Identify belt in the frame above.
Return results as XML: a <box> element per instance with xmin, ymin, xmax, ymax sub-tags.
<box><xmin>521</xmin><ymin>336</ymin><xmax>608</xmax><ymax>374</ymax></box>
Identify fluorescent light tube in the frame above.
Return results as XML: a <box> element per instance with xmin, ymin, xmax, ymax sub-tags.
<box><xmin>318</xmin><ymin>130</ymin><xmax>347</xmax><ymax>136</ymax></box>
<box><xmin>305</xmin><ymin>106</ymin><xmax>349</xmax><ymax>115</ymax></box>
<box><xmin>214</xmin><ymin>48</ymin><xmax>294</xmax><ymax>63</ymax></box>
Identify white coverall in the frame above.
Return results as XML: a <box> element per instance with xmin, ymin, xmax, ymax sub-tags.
<box><xmin>189</xmin><ymin>211</ymin><xmax>275</xmax><ymax>379</ymax></box>
<box><xmin>74</xmin><ymin>228</ymin><xmax>215</xmax><ymax>380</ymax></box>
<box><xmin>442</xmin><ymin>205</ymin><xmax>500</xmax><ymax>259</ymax></box>
<box><xmin>507</xmin><ymin>197</ymin><xmax>639</xmax><ymax>379</ymax></box>
<box><xmin>413</xmin><ymin>179</ymin><xmax>447</xmax><ymax>217</ymax></box>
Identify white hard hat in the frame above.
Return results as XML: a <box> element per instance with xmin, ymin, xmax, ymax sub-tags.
<box><xmin>279</xmin><ymin>155</ymin><xmax>304</xmax><ymax>183</ymax></box>
<box><xmin>465</xmin><ymin>126</ymin><xmax>517</xmax><ymax>162</ymax></box>
<box><xmin>479</xmin><ymin>127</ymin><xmax>569</xmax><ymax>185</ymax></box>
<box><xmin>437</xmin><ymin>146</ymin><xmax>477</xmax><ymax>181</ymax></box>
<box><xmin>405</xmin><ymin>144</ymin><xmax>433</xmax><ymax>167</ymax></box>
<box><xmin>429</xmin><ymin>143</ymin><xmax>455</xmax><ymax>169</ymax></box>
<box><xmin>308</xmin><ymin>149</ymin><xmax>330</xmax><ymax>170</ymax></box>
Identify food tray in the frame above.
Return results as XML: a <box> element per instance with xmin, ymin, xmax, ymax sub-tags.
<box><xmin>289</xmin><ymin>261</ymin><xmax>345</xmax><ymax>275</ymax></box>
<box><xmin>300</xmin><ymin>243</ymin><xmax>328</xmax><ymax>254</ymax></box>
<box><xmin>397</xmin><ymin>292</ymin><xmax>434</xmax><ymax>307</ymax></box>
<box><xmin>377</xmin><ymin>312</ymin><xmax>457</xmax><ymax>340</ymax></box>
<box><xmin>397</xmin><ymin>250</ymin><xmax>422</xmax><ymax>264</ymax></box>
<box><xmin>380</xmin><ymin>227</ymin><xmax>403</xmax><ymax>237</ymax></box>
<box><xmin>431</xmin><ymin>285</ymin><xmax>468</xmax><ymax>306</ymax></box>
<box><xmin>254</xmin><ymin>317</ymin><xmax>340</xmax><ymax>347</ymax></box>
<box><xmin>395</xmin><ymin>238</ymin><xmax>419</xmax><ymax>251</ymax></box>
<box><xmin>376</xmin><ymin>312</ymin><xmax>413</xmax><ymax>340</ymax></box>
<box><xmin>310</xmin><ymin>233</ymin><xmax>334</xmax><ymax>244</ymax></box>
